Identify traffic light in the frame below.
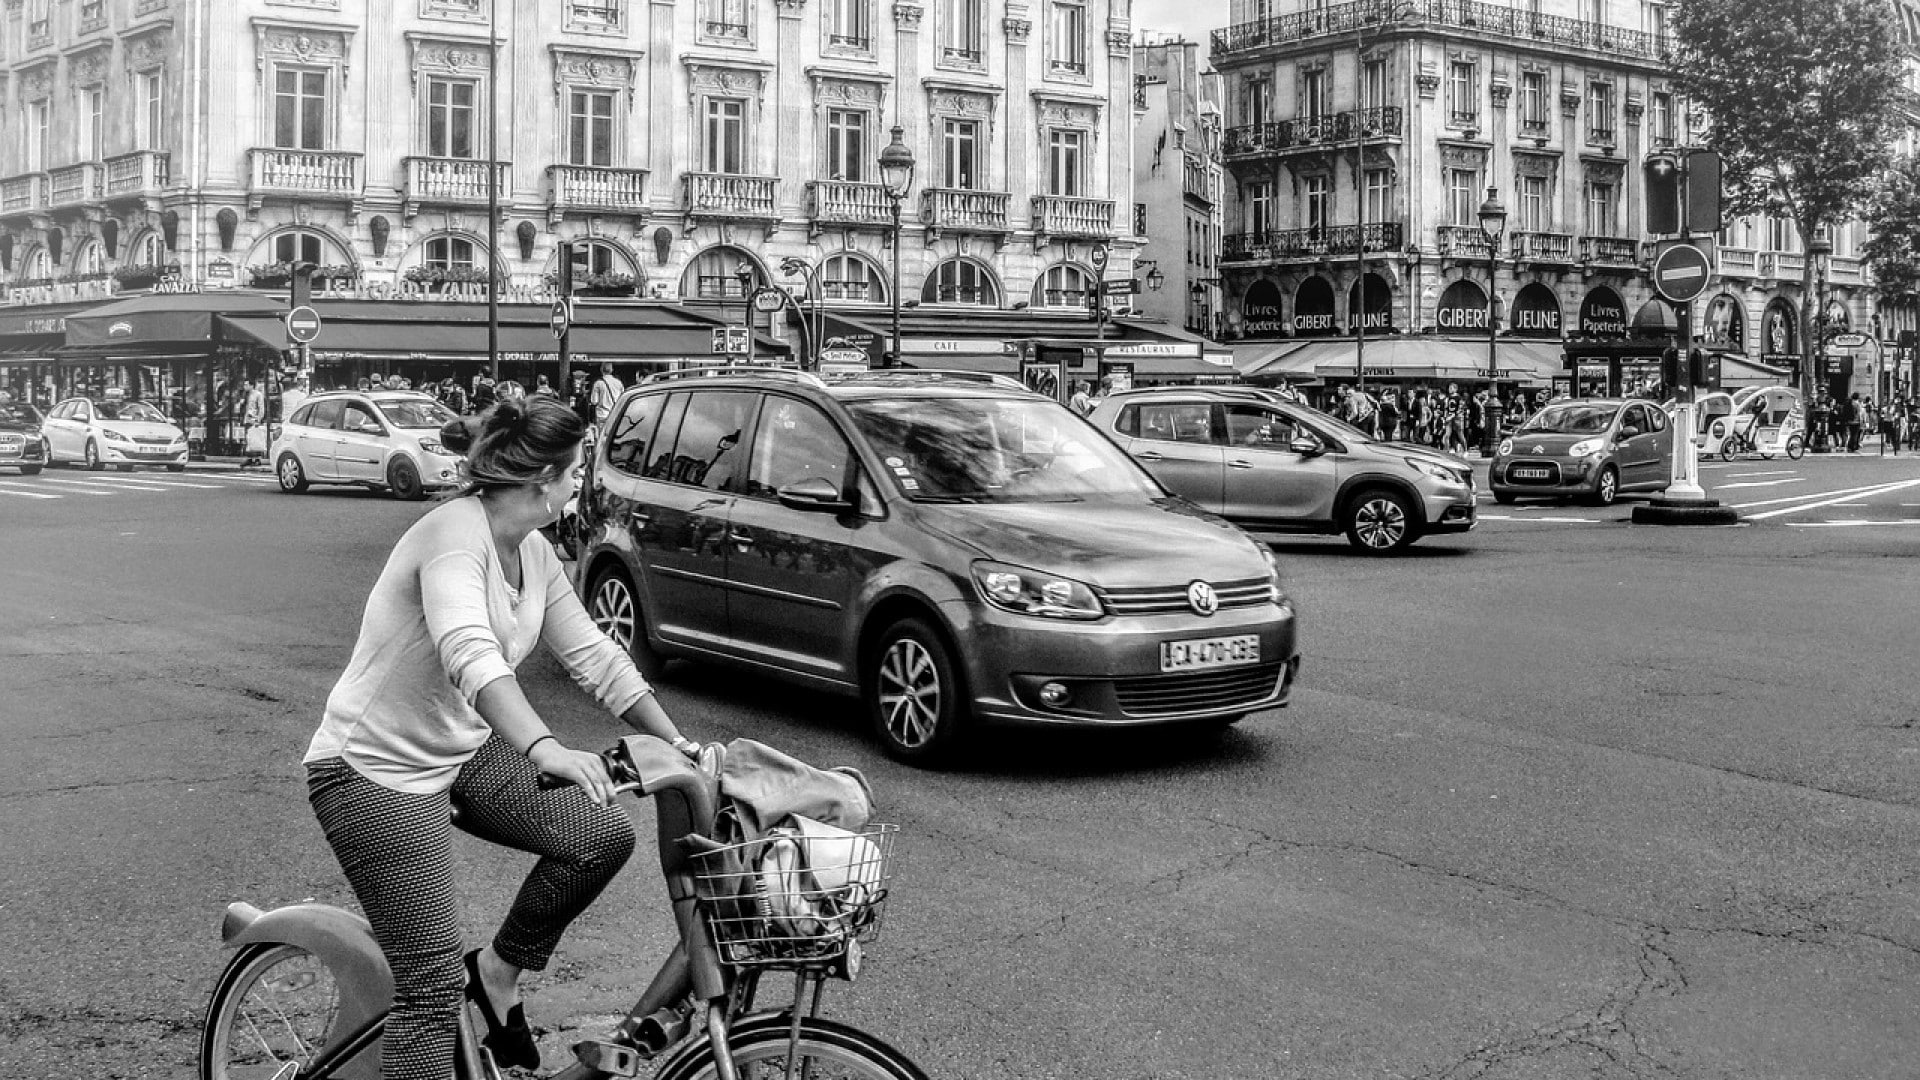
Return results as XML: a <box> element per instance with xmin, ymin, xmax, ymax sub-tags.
<box><xmin>1685</xmin><ymin>150</ymin><xmax>1723</xmax><ymax>235</ymax></box>
<box><xmin>1645</xmin><ymin>154</ymin><xmax>1681</xmax><ymax>235</ymax></box>
<box><xmin>1688</xmin><ymin>348</ymin><xmax>1709</xmax><ymax>387</ymax></box>
<box><xmin>556</xmin><ymin>240</ymin><xmax>591</xmax><ymax>295</ymax></box>
<box><xmin>1661</xmin><ymin>346</ymin><xmax>1682</xmax><ymax>391</ymax></box>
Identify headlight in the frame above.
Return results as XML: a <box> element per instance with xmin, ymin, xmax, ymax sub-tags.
<box><xmin>1568</xmin><ymin>438</ymin><xmax>1604</xmax><ymax>458</ymax></box>
<box><xmin>1259</xmin><ymin>544</ymin><xmax>1285</xmax><ymax>604</ymax></box>
<box><xmin>101</xmin><ymin>428</ymin><xmax>130</xmax><ymax>442</ymax></box>
<box><xmin>971</xmin><ymin>560</ymin><xmax>1104</xmax><ymax>620</ymax></box>
<box><xmin>418</xmin><ymin>438</ymin><xmax>446</xmax><ymax>455</ymax></box>
<box><xmin>1407</xmin><ymin>457</ymin><xmax>1467</xmax><ymax>485</ymax></box>
<box><xmin>1497</xmin><ymin>438</ymin><xmax>1513</xmax><ymax>456</ymax></box>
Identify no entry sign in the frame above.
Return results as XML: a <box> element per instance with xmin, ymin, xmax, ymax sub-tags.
<box><xmin>1651</xmin><ymin>244</ymin><xmax>1712</xmax><ymax>305</ymax></box>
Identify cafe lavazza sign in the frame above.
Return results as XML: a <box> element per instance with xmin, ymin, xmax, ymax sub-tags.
<box><xmin>2</xmin><ymin>270</ymin><xmax>590</xmax><ymax>308</ymax></box>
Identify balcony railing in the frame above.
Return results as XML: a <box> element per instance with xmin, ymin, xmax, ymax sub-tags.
<box><xmin>105</xmin><ymin>151</ymin><xmax>171</xmax><ymax>197</ymax></box>
<box><xmin>1182</xmin><ymin>160</ymin><xmax>1213</xmax><ymax>204</ymax></box>
<box><xmin>1512</xmin><ymin>231</ymin><xmax>1574</xmax><ymax>263</ymax></box>
<box><xmin>405</xmin><ymin>157</ymin><xmax>509</xmax><ymax>207</ymax></box>
<box><xmin>1718</xmin><ymin>247</ymin><xmax>1758</xmax><ymax>277</ymax></box>
<box><xmin>1223</xmin><ymin>107</ymin><xmax>1404</xmax><ymax>158</ymax></box>
<box><xmin>250</xmin><ymin>148</ymin><xmax>362</xmax><ymax>197</ymax></box>
<box><xmin>1031</xmin><ymin>195</ymin><xmax>1115</xmax><ymax>240</ymax></box>
<box><xmin>1213</xmin><ymin>0</ymin><xmax>1669</xmax><ymax>61</ymax></box>
<box><xmin>1221</xmin><ymin>222</ymin><xmax>1405</xmax><ymax>262</ymax></box>
<box><xmin>547</xmin><ymin>164</ymin><xmax>649</xmax><ymax>214</ymax></box>
<box><xmin>921</xmin><ymin>188</ymin><xmax>1011</xmax><ymax>238</ymax></box>
<box><xmin>1</xmin><ymin>174</ymin><xmax>46</xmax><ymax>215</ymax></box>
<box><xmin>1436</xmin><ymin>225</ymin><xmax>1493</xmax><ymax>259</ymax></box>
<box><xmin>47</xmin><ymin>163</ymin><xmax>103</xmax><ymax>207</ymax></box>
<box><xmin>1579</xmin><ymin>235</ymin><xmax>1639</xmax><ymax>265</ymax></box>
<box><xmin>1830</xmin><ymin>255</ymin><xmax>1864</xmax><ymax>284</ymax></box>
<box><xmin>682</xmin><ymin>172</ymin><xmax>778</xmax><ymax>219</ymax></box>
<box><xmin>805</xmin><ymin>180</ymin><xmax>894</xmax><ymax>231</ymax></box>
<box><xmin>1759</xmin><ymin>251</ymin><xmax>1806</xmax><ymax>279</ymax></box>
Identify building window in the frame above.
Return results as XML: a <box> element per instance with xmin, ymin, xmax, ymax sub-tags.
<box><xmin>1587</xmin><ymin>82</ymin><xmax>1615</xmax><ymax>143</ymax></box>
<box><xmin>426</xmin><ymin>235</ymin><xmax>479</xmax><ymax>270</ymax></box>
<box><xmin>85</xmin><ymin>90</ymin><xmax>105</xmax><ymax>162</ymax></box>
<box><xmin>1301</xmin><ymin>69</ymin><xmax>1327</xmax><ymax>120</ymax></box>
<box><xmin>425</xmin><ymin>77</ymin><xmax>477</xmax><ymax>159</ymax></box>
<box><xmin>78</xmin><ymin>240</ymin><xmax>106</xmax><ymax>277</ymax></box>
<box><xmin>568</xmin><ymin>0</ymin><xmax>623</xmax><ymax>29</ymax></box>
<box><xmin>940</xmin><ymin>0</ymin><xmax>986</xmax><ymax>65</ymax></box>
<box><xmin>1586</xmin><ymin>180</ymin><xmax>1616</xmax><ymax>235</ymax></box>
<box><xmin>1047</xmin><ymin>130</ymin><xmax>1085</xmax><ymax>196</ymax></box>
<box><xmin>703</xmin><ymin>98</ymin><xmax>747</xmax><ymax>174</ymax></box>
<box><xmin>1446</xmin><ymin>168</ymin><xmax>1477</xmax><ymax>225</ymax></box>
<box><xmin>1034</xmin><ymin>263</ymin><xmax>1093</xmax><ymax>308</ymax></box>
<box><xmin>820</xmin><ymin>252</ymin><xmax>884</xmax><ymax>301</ymax></box>
<box><xmin>1244</xmin><ymin>79</ymin><xmax>1271</xmax><ymax>126</ymax></box>
<box><xmin>1519</xmin><ymin>70</ymin><xmax>1548</xmax><ymax>133</ymax></box>
<box><xmin>141</xmin><ymin>73</ymin><xmax>165</xmax><ymax>148</ymax></box>
<box><xmin>1247</xmin><ymin>180</ymin><xmax>1274</xmax><ymax>234</ymax></box>
<box><xmin>26</xmin><ymin>0</ymin><xmax>49</xmax><ymax>39</ymax></box>
<box><xmin>1650</xmin><ymin>90</ymin><xmax>1673</xmax><ymax>145</ymax></box>
<box><xmin>1361</xmin><ymin>59</ymin><xmax>1387</xmax><ymax>111</ymax></box>
<box><xmin>1303</xmin><ymin>175</ymin><xmax>1330</xmax><ymax>233</ymax></box>
<box><xmin>700</xmin><ymin>0</ymin><xmax>751</xmax><ymax>41</ymax></box>
<box><xmin>132</xmin><ymin>231</ymin><xmax>162</xmax><ymax>267</ymax></box>
<box><xmin>29</xmin><ymin>101</ymin><xmax>51</xmax><ymax>173</ymax></box>
<box><xmin>1364</xmin><ymin>167</ymin><xmax>1390</xmax><ymax>223</ymax></box>
<box><xmin>273</xmin><ymin>230</ymin><xmax>326</xmax><ymax>266</ymax></box>
<box><xmin>941</xmin><ymin>119</ymin><xmax>979</xmax><ymax>188</ymax></box>
<box><xmin>687</xmin><ymin>246</ymin><xmax>759</xmax><ymax>298</ymax></box>
<box><xmin>826</xmin><ymin>0</ymin><xmax>872</xmax><ymax>50</ymax></box>
<box><xmin>1518</xmin><ymin>174</ymin><xmax>1551</xmax><ymax>231</ymax></box>
<box><xmin>1767</xmin><ymin>216</ymin><xmax>1799</xmax><ymax>253</ymax></box>
<box><xmin>569</xmin><ymin>90</ymin><xmax>615</xmax><ymax>167</ymax></box>
<box><xmin>825</xmin><ymin>109</ymin><xmax>869</xmax><ymax>182</ymax></box>
<box><xmin>1047</xmin><ymin>0</ymin><xmax>1087</xmax><ymax>75</ymax></box>
<box><xmin>923</xmin><ymin>258</ymin><xmax>998</xmax><ymax>304</ymax></box>
<box><xmin>274</xmin><ymin>68</ymin><xmax>329</xmax><ymax>151</ymax></box>
<box><xmin>1447</xmin><ymin>61</ymin><xmax>1477</xmax><ymax>126</ymax></box>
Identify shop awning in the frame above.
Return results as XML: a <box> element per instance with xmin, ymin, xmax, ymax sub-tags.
<box><xmin>1716</xmin><ymin>352</ymin><xmax>1794</xmax><ymax>388</ymax></box>
<box><xmin>1241</xmin><ymin>336</ymin><xmax>1566</xmax><ymax>384</ymax></box>
<box><xmin>1234</xmin><ymin>341</ymin><xmax>1314</xmax><ymax>380</ymax></box>
<box><xmin>63</xmin><ymin>293</ymin><xmax>285</xmax><ymax>350</ymax></box>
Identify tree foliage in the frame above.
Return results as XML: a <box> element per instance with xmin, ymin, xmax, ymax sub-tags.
<box><xmin>1862</xmin><ymin>155</ymin><xmax>1920</xmax><ymax>298</ymax></box>
<box><xmin>1671</xmin><ymin>0</ymin><xmax>1903</xmax><ymax>231</ymax></box>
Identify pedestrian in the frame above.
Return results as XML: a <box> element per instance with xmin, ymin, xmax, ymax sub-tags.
<box><xmin>302</xmin><ymin>395</ymin><xmax>700</xmax><ymax>1080</ymax></box>
<box><xmin>590</xmin><ymin>362</ymin><xmax>623</xmax><ymax>429</ymax></box>
<box><xmin>472</xmin><ymin>375</ymin><xmax>497</xmax><ymax>412</ymax></box>
<box><xmin>1882</xmin><ymin>394</ymin><xmax>1905</xmax><ymax>455</ymax></box>
<box><xmin>1842</xmin><ymin>393</ymin><xmax>1863</xmax><ymax>452</ymax></box>
<box><xmin>441</xmin><ymin>377</ymin><xmax>468</xmax><ymax>416</ymax></box>
<box><xmin>1068</xmin><ymin>380</ymin><xmax>1094</xmax><ymax>416</ymax></box>
<box><xmin>282</xmin><ymin>372</ymin><xmax>310</xmax><ymax>421</ymax></box>
<box><xmin>240</xmin><ymin>377</ymin><xmax>266</xmax><ymax>467</ymax></box>
<box><xmin>1376</xmin><ymin>388</ymin><xmax>1401</xmax><ymax>442</ymax></box>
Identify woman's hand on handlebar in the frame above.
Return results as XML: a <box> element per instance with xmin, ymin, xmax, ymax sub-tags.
<box><xmin>530</xmin><ymin>740</ymin><xmax>617</xmax><ymax>806</ymax></box>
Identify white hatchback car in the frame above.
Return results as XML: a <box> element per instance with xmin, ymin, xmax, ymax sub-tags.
<box><xmin>42</xmin><ymin>397</ymin><xmax>189</xmax><ymax>471</ymax></box>
<box><xmin>271</xmin><ymin>390</ymin><xmax>464</xmax><ymax>500</ymax></box>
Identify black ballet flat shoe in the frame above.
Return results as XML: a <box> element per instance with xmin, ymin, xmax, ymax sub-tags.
<box><xmin>463</xmin><ymin>949</ymin><xmax>541</xmax><ymax>1071</ymax></box>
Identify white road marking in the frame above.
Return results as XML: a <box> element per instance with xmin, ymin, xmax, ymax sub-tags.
<box><xmin>218</xmin><ymin>472</ymin><xmax>282</xmax><ymax>483</ymax></box>
<box><xmin>82</xmin><ymin>475</ymin><xmax>227</xmax><ymax>490</ymax></box>
<box><xmin>1787</xmin><ymin>520</ymin><xmax>1920</xmax><ymax>528</ymax></box>
<box><xmin>1714</xmin><ymin>478</ymin><xmax>1804</xmax><ymax>490</ymax></box>
<box><xmin>1726</xmin><ymin>470</ymin><xmax>1797</xmax><ymax>478</ymax></box>
<box><xmin>1742</xmin><ymin>478</ymin><xmax>1920</xmax><ymax>520</ymax></box>
<box><xmin>1730</xmin><ymin>479</ymin><xmax>1920</xmax><ymax>510</ymax></box>
<box><xmin>0</xmin><ymin>484</ymin><xmax>60</xmax><ymax>499</ymax></box>
<box><xmin>35</xmin><ymin>478</ymin><xmax>122</xmax><ymax>494</ymax></box>
<box><xmin>1477</xmin><ymin>515</ymin><xmax>1597</xmax><ymax>523</ymax></box>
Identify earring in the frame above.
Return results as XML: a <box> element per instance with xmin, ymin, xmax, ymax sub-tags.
<box><xmin>544</xmin><ymin>494</ymin><xmax>553</xmax><ymax>516</ymax></box>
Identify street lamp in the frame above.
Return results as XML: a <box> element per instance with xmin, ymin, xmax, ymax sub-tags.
<box><xmin>735</xmin><ymin>261</ymin><xmax>756</xmax><ymax>365</ymax></box>
<box><xmin>878</xmin><ymin>125</ymin><xmax>915</xmax><ymax>369</ymax></box>
<box><xmin>1477</xmin><ymin>186</ymin><xmax>1508</xmax><ymax>456</ymax></box>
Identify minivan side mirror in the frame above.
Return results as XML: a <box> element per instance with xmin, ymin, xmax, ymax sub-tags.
<box><xmin>1289</xmin><ymin>435</ymin><xmax>1324</xmax><ymax>457</ymax></box>
<box><xmin>776</xmin><ymin>476</ymin><xmax>856</xmax><ymax>514</ymax></box>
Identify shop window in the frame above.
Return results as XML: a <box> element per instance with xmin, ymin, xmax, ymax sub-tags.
<box><xmin>426</xmin><ymin>235</ymin><xmax>479</xmax><ymax>270</ymax></box>
<box><xmin>820</xmin><ymin>252</ymin><xmax>884</xmax><ymax>302</ymax></box>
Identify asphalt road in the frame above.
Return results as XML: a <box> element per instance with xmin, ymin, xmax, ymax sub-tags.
<box><xmin>1</xmin><ymin>454</ymin><xmax>1916</xmax><ymax>1080</ymax></box>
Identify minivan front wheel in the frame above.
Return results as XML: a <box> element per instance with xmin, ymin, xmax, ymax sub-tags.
<box><xmin>1344</xmin><ymin>488</ymin><xmax>1415</xmax><ymax>554</ymax></box>
<box><xmin>867</xmin><ymin>618</ymin><xmax>967</xmax><ymax>766</ymax></box>
<box><xmin>588</xmin><ymin>566</ymin><xmax>665</xmax><ymax>682</ymax></box>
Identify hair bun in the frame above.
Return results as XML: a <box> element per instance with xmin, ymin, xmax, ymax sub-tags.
<box><xmin>438</xmin><ymin>416</ymin><xmax>477</xmax><ymax>454</ymax></box>
<box><xmin>483</xmin><ymin>399</ymin><xmax>526</xmax><ymax>435</ymax></box>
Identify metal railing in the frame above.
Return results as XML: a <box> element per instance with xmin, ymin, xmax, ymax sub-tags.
<box><xmin>105</xmin><ymin>150</ymin><xmax>171</xmax><ymax>196</ymax></box>
<box><xmin>1436</xmin><ymin>225</ymin><xmax>1493</xmax><ymax>258</ymax></box>
<box><xmin>405</xmin><ymin>156</ymin><xmax>509</xmax><ymax>203</ymax></box>
<box><xmin>1212</xmin><ymin>0</ymin><xmax>1668</xmax><ymax>60</ymax></box>
<box><xmin>682</xmin><ymin>172</ymin><xmax>778</xmax><ymax>217</ymax></box>
<box><xmin>547</xmin><ymin>164</ymin><xmax>648</xmax><ymax>212</ymax></box>
<box><xmin>250</xmin><ymin>148</ymin><xmax>362</xmax><ymax>195</ymax></box>
<box><xmin>922</xmin><ymin>188</ymin><xmax>1011</xmax><ymax>233</ymax></box>
<box><xmin>806</xmin><ymin>180</ymin><xmax>894</xmax><ymax>227</ymax></box>
<box><xmin>1031</xmin><ymin>195</ymin><xmax>1115</xmax><ymax>238</ymax></box>
<box><xmin>1579</xmin><ymin>235</ymin><xmax>1639</xmax><ymax>264</ymax></box>
<box><xmin>47</xmin><ymin>163</ymin><xmax>103</xmax><ymax>207</ymax></box>
<box><xmin>1223</xmin><ymin>107</ymin><xmax>1404</xmax><ymax>157</ymax></box>
<box><xmin>1222</xmin><ymin>222</ymin><xmax>1405</xmax><ymax>261</ymax></box>
<box><xmin>1512</xmin><ymin>231</ymin><xmax>1574</xmax><ymax>262</ymax></box>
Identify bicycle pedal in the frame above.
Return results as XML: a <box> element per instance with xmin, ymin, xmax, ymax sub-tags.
<box><xmin>572</xmin><ymin>1039</ymin><xmax>645</xmax><ymax>1077</ymax></box>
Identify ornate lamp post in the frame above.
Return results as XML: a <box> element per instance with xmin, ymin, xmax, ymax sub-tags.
<box><xmin>1477</xmin><ymin>186</ymin><xmax>1507</xmax><ymax>455</ymax></box>
<box><xmin>878</xmin><ymin>126</ymin><xmax>915</xmax><ymax>369</ymax></box>
<box><xmin>1809</xmin><ymin>237</ymin><xmax>1833</xmax><ymax>451</ymax></box>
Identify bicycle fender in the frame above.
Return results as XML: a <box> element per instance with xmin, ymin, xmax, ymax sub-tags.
<box><xmin>225</xmin><ymin>901</ymin><xmax>394</xmax><ymax>1040</ymax></box>
<box><xmin>648</xmin><ymin>1013</ymin><xmax>931</xmax><ymax>1080</ymax></box>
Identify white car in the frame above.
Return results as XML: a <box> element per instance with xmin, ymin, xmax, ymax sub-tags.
<box><xmin>271</xmin><ymin>389</ymin><xmax>464</xmax><ymax>500</ymax></box>
<box><xmin>42</xmin><ymin>397</ymin><xmax>189</xmax><ymax>471</ymax></box>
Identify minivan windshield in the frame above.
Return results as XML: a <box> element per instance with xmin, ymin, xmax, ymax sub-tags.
<box><xmin>1518</xmin><ymin>402</ymin><xmax>1620</xmax><ymax>435</ymax></box>
<box><xmin>846</xmin><ymin>396</ymin><xmax>1160</xmax><ymax>503</ymax></box>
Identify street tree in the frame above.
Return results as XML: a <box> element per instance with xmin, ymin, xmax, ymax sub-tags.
<box><xmin>1670</xmin><ymin>0</ymin><xmax>1904</xmax><ymax>385</ymax></box>
<box><xmin>1861</xmin><ymin>154</ymin><xmax>1920</xmax><ymax>303</ymax></box>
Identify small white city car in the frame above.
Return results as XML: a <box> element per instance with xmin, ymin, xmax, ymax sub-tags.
<box><xmin>271</xmin><ymin>390</ymin><xmax>464</xmax><ymax>500</ymax></box>
<box><xmin>42</xmin><ymin>397</ymin><xmax>189</xmax><ymax>472</ymax></box>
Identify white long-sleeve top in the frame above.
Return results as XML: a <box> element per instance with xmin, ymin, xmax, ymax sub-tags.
<box><xmin>305</xmin><ymin>496</ymin><xmax>652</xmax><ymax>793</ymax></box>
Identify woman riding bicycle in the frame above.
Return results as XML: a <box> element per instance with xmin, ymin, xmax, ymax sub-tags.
<box><xmin>303</xmin><ymin>395</ymin><xmax>699</xmax><ymax>1079</ymax></box>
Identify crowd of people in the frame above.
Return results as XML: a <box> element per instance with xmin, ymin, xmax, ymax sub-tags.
<box><xmin>1313</xmin><ymin>381</ymin><xmax>1556</xmax><ymax>456</ymax></box>
<box><xmin>1809</xmin><ymin>390</ymin><xmax>1916</xmax><ymax>454</ymax></box>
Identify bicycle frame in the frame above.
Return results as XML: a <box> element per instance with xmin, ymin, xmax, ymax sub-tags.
<box><xmin>215</xmin><ymin>736</ymin><xmax>786</xmax><ymax>1080</ymax></box>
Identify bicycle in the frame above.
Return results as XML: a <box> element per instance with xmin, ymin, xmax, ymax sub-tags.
<box><xmin>200</xmin><ymin>735</ymin><xmax>923</xmax><ymax>1080</ymax></box>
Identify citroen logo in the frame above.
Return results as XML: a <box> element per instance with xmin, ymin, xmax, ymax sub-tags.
<box><xmin>1187</xmin><ymin>581</ymin><xmax>1218</xmax><ymax>616</ymax></box>
<box><xmin>1531</xmin><ymin>445</ymin><xmax>1546</xmax><ymax>455</ymax></box>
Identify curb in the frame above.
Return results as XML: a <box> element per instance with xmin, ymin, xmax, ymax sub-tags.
<box><xmin>1631</xmin><ymin>499</ymin><xmax>1741</xmax><ymax>526</ymax></box>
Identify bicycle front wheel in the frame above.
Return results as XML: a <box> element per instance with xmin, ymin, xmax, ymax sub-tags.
<box><xmin>201</xmin><ymin>942</ymin><xmax>347</xmax><ymax>1080</ymax></box>
<box><xmin>655</xmin><ymin>1016</ymin><xmax>929</xmax><ymax>1080</ymax></box>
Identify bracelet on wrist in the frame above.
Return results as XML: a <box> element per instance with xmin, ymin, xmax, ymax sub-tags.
<box><xmin>525</xmin><ymin>734</ymin><xmax>557</xmax><ymax>758</ymax></box>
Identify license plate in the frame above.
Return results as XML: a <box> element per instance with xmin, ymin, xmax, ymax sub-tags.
<box><xmin>1510</xmin><ymin>466</ymin><xmax>1552</xmax><ymax>479</ymax></box>
<box><xmin>1160</xmin><ymin>634</ymin><xmax>1260</xmax><ymax>672</ymax></box>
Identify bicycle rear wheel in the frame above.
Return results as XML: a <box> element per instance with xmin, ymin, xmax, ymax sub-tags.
<box><xmin>201</xmin><ymin>942</ymin><xmax>349</xmax><ymax>1080</ymax></box>
<box><xmin>654</xmin><ymin>1016</ymin><xmax>928</xmax><ymax>1080</ymax></box>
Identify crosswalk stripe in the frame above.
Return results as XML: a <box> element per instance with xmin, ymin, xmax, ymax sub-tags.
<box><xmin>0</xmin><ymin>484</ymin><xmax>60</xmax><ymax>499</ymax></box>
<box><xmin>34</xmin><ymin>479</ymin><xmax>119</xmax><ymax>494</ymax></box>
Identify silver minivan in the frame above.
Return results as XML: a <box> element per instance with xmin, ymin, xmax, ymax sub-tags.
<box><xmin>1087</xmin><ymin>386</ymin><xmax>1478</xmax><ymax>554</ymax></box>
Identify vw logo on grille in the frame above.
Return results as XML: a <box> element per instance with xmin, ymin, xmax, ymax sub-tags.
<box><xmin>1187</xmin><ymin>581</ymin><xmax>1218</xmax><ymax>616</ymax></box>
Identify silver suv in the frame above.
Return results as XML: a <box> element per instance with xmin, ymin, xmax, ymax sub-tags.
<box><xmin>573</xmin><ymin>369</ymin><xmax>1300</xmax><ymax>766</ymax></box>
<box><xmin>1086</xmin><ymin>386</ymin><xmax>1477</xmax><ymax>554</ymax></box>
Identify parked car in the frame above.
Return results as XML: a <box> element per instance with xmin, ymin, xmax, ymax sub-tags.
<box><xmin>1490</xmin><ymin>398</ymin><xmax>1673</xmax><ymax>506</ymax></box>
<box><xmin>573</xmin><ymin>368</ymin><xmax>1301</xmax><ymax>765</ymax></box>
<box><xmin>41</xmin><ymin>397</ymin><xmax>189</xmax><ymax>471</ymax></box>
<box><xmin>270</xmin><ymin>390</ymin><xmax>463</xmax><ymax>500</ymax></box>
<box><xmin>1085</xmin><ymin>386</ymin><xmax>1477</xmax><ymax>554</ymax></box>
<box><xmin>0</xmin><ymin>400</ymin><xmax>47</xmax><ymax>474</ymax></box>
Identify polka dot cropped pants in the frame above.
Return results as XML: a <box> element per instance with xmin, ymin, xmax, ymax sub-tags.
<box><xmin>307</xmin><ymin>737</ymin><xmax>636</xmax><ymax>1080</ymax></box>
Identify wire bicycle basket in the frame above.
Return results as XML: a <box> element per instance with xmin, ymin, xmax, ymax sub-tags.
<box><xmin>689</xmin><ymin>822</ymin><xmax>898</xmax><ymax>970</ymax></box>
